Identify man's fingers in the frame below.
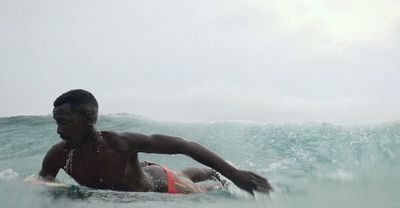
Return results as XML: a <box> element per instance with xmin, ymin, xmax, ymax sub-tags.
<box><xmin>249</xmin><ymin>173</ymin><xmax>268</xmax><ymax>183</ymax></box>
<box><xmin>256</xmin><ymin>185</ymin><xmax>272</xmax><ymax>193</ymax></box>
<box><xmin>253</xmin><ymin>182</ymin><xmax>272</xmax><ymax>192</ymax></box>
<box><xmin>250</xmin><ymin>176</ymin><xmax>273</xmax><ymax>193</ymax></box>
<box><xmin>251</xmin><ymin>178</ymin><xmax>269</xmax><ymax>186</ymax></box>
<box><xmin>235</xmin><ymin>170</ymin><xmax>273</xmax><ymax>195</ymax></box>
<box><xmin>246</xmin><ymin>189</ymin><xmax>255</xmax><ymax>196</ymax></box>
<box><xmin>253</xmin><ymin>173</ymin><xmax>266</xmax><ymax>180</ymax></box>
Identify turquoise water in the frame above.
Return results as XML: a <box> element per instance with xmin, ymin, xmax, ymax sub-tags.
<box><xmin>0</xmin><ymin>115</ymin><xmax>399</xmax><ymax>208</ymax></box>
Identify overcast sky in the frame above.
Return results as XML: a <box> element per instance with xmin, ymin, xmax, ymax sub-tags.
<box><xmin>1</xmin><ymin>0</ymin><xmax>399</xmax><ymax>124</ymax></box>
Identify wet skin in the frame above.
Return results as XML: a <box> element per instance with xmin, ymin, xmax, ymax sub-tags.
<box><xmin>41</xmin><ymin>131</ymin><xmax>168</xmax><ymax>191</ymax></box>
<box><xmin>39</xmin><ymin>103</ymin><xmax>273</xmax><ymax>194</ymax></box>
<box><xmin>41</xmin><ymin>103</ymin><xmax>167</xmax><ymax>191</ymax></box>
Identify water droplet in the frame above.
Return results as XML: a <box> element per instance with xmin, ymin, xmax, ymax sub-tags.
<box><xmin>64</xmin><ymin>149</ymin><xmax>75</xmax><ymax>172</ymax></box>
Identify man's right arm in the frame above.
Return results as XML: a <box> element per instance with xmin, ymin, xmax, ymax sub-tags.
<box><xmin>123</xmin><ymin>133</ymin><xmax>273</xmax><ymax>194</ymax></box>
<box><xmin>38</xmin><ymin>143</ymin><xmax>65</xmax><ymax>181</ymax></box>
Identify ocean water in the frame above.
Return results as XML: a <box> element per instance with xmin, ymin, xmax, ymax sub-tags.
<box><xmin>0</xmin><ymin>115</ymin><xmax>399</xmax><ymax>208</ymax></box>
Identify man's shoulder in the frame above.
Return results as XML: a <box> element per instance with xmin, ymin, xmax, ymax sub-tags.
<box><xmin>49</xmin><ymin>141</ymin><xmax>67</xmax><ymax>154</ymax></box>
<box><xmin>43</xmin><ymin>141</ymin><xmax>67</xmax><ymax>165</ymax></box>
<box><xmin>100</xmin><ymin>131</ymin><xmax>145</xmax><ymax>151</ymax></box>
<box><xmin>100</xmin><ymin>131</ymin><xmax>149</xmax><ymax>152</ymax></box>
<box><xmin>101</xmin><ymin>131</ymin><xmax>147</xmax><ymax>141</ymax></box>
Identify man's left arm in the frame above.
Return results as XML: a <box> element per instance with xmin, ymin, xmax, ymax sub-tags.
<box><xmin>124</xmin><ymin>133</ymin><xmax>273</xmax><ymax>195</ymax></box>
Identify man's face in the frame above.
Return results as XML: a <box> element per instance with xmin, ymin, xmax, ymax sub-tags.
<box><xmin>53</xmin><ymin>103</ymin><xmax>89</xmax><ymax>148</ymax></box>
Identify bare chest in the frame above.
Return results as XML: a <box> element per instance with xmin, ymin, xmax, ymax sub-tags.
<box><xmin>63</xmin><ymin>148</ymin><xmax>130</xmax><ymax>189</ymax></box>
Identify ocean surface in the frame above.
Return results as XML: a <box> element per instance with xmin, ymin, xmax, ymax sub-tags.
<box><xmin>0</xmin><ymin>115</ymin><xmax>399</xmax><ymax>208</ymax></box>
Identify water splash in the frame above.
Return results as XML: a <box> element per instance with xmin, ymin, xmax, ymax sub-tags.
<box><xmin>0</xmin><ymin>168</ymin><xmax>18</xmax><ymax>180</ymax></box>
<box><xmin>1</xmin><ymin>115</ymin><xmax>400</xmax><ymax>208</ymax></box>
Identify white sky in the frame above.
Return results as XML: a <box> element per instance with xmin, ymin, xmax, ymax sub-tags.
<box><xmin>1</xmin><ymin>0</ymin><xmax>400</xmax><ymax>124</ymax></box>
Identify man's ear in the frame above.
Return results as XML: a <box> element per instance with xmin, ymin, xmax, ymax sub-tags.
<box><xmin>83</xmin><ymin>112</ymin><xmax>95</xmax><ymax>125</ymax></box>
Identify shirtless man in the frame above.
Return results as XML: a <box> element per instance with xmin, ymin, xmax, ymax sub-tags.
<box><xmin>38</xmin><ymin>89</ymin><xmax>272</xmax><ymax>195</ymax></box>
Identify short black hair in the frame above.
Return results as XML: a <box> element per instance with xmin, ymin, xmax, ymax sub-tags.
<box><xmin>54</xmin><ymin>89</ymin><xmax>98</xmax><ymax>115</ymax></box>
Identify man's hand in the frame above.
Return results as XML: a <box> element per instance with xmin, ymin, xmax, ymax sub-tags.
<box><xmin>231</xmin><ymin>169</ymin><xmax>273</xmax><ymax>195</ymax></box>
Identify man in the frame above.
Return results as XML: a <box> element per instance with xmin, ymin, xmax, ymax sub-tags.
<box><xmin>38</xmin><ymin>89</ymin><xmax>272</xmax><ymax>195</ymax></box>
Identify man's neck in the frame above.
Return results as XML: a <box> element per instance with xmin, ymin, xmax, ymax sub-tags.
<box><xmin>77</xmin><ymin>128</ymin><xmax>102</xmax><ymax>151</ymax></box>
